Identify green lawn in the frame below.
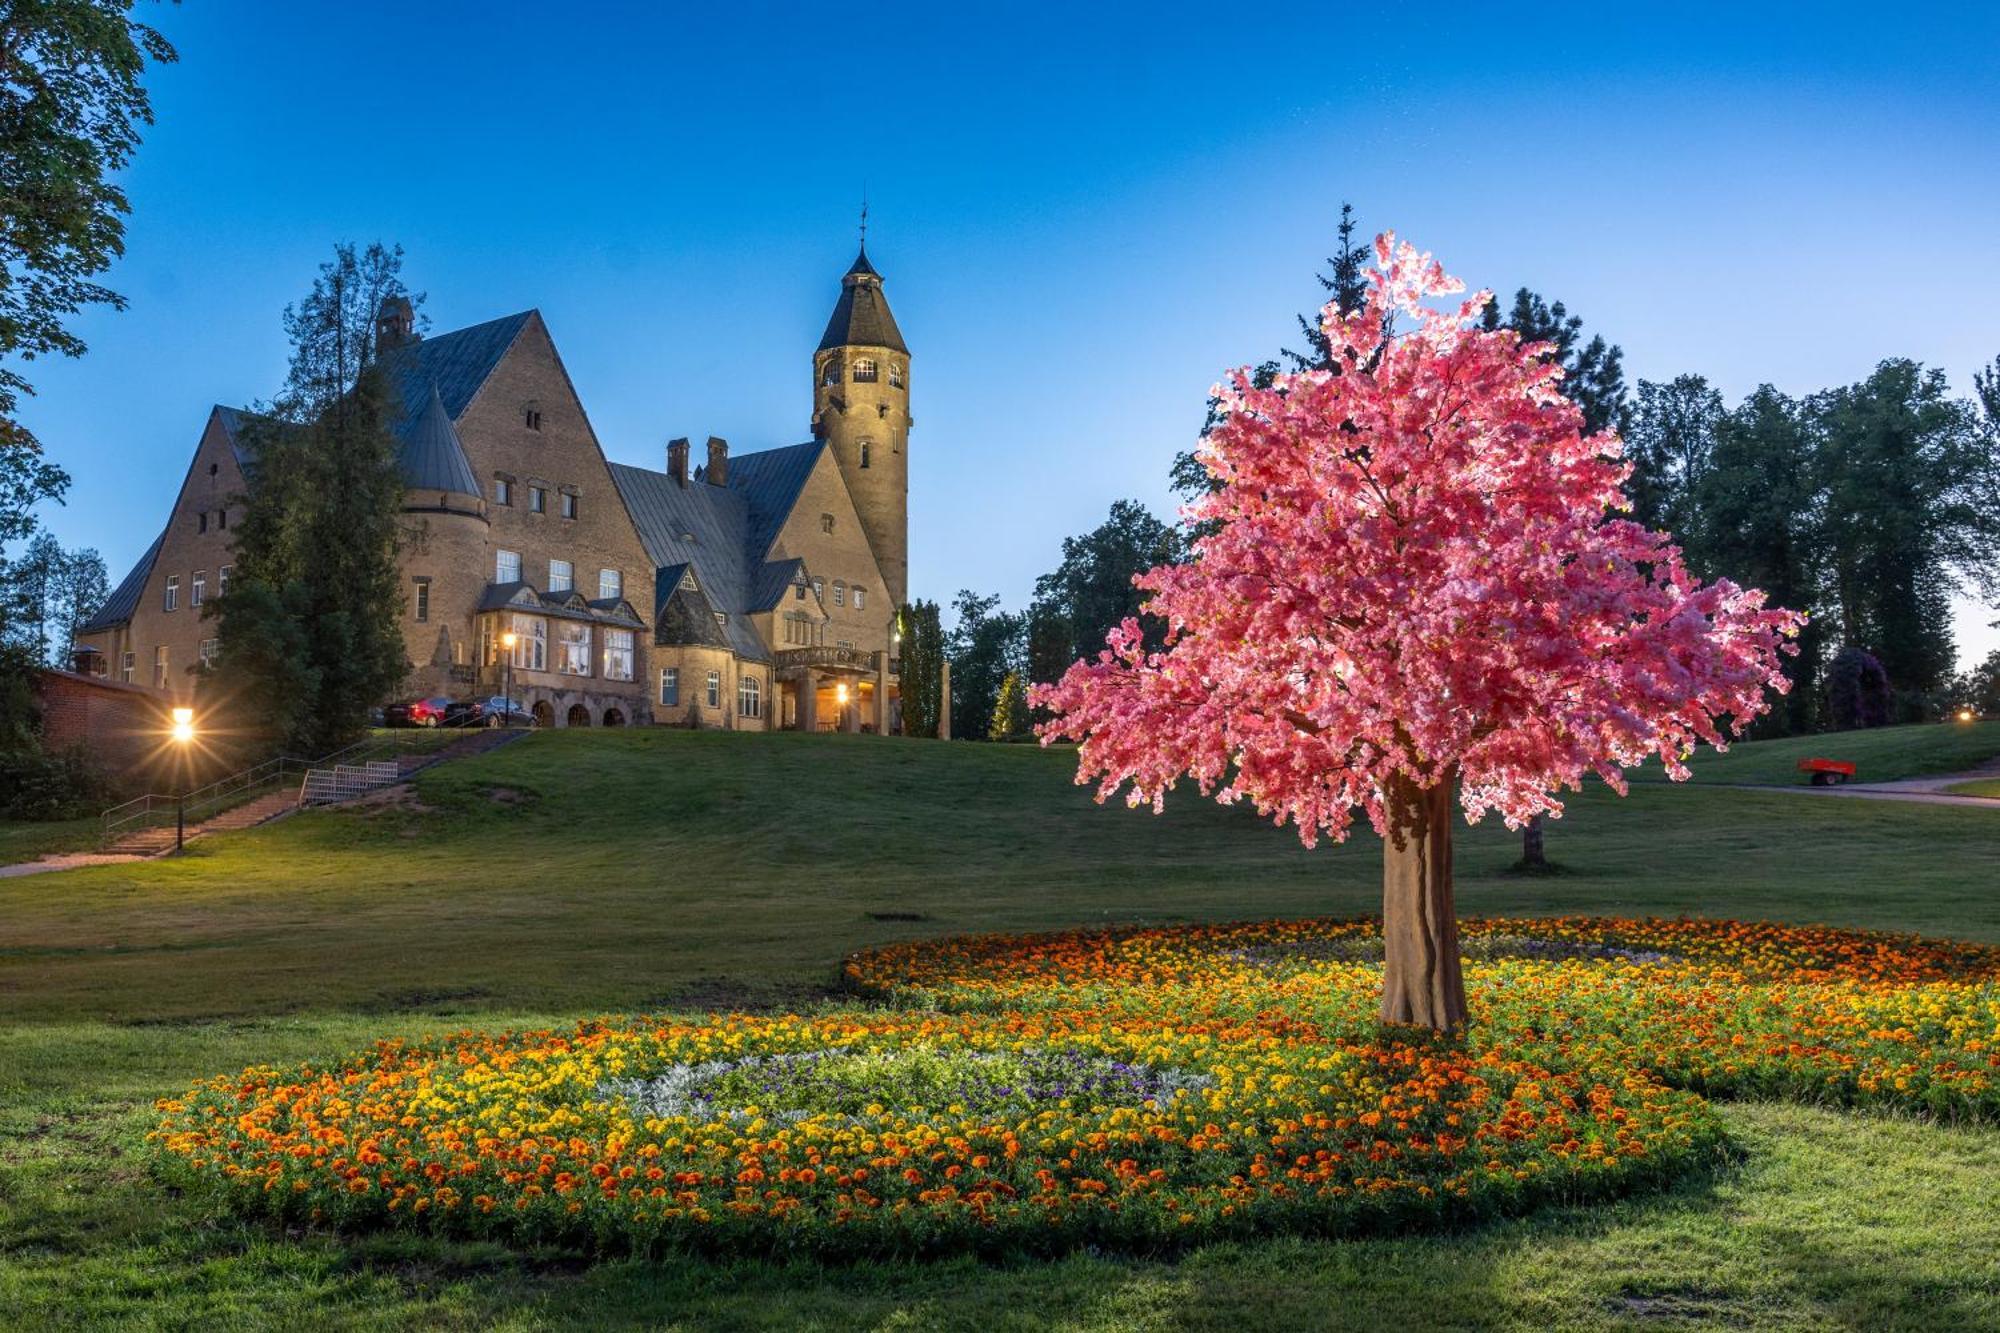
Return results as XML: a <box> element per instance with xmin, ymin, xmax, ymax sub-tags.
<box><xmin>1944</xmin><ymin>778</ymin><xmax>2000</xmax><ymax>799</ymax></box>
<box><xmin>3</xmin><ymin>729</ymin><xmax>1998</xmax><ymax>1329</ymax></box>
<box><xmin>0</xmin><ymin>813</ymin><xmax>102</xmax><ymax>863</ymax></box>
<box><xmin>1638</xmin><ymin>719</ymin><xmax>2000</xmax><ymax>786</ymax></box>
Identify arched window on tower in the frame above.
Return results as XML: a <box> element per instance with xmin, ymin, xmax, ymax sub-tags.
<box><xmin>821</xmin><ymin>358</ymin><xmax>840</xmax><ymax>386</ymax></box>
<box><xmin>889</xmin><ymin>363</ymin><xmax>904</xmax><ymax>388</ymax></box>
<box><xmin>859</xmin><ymin>441</ymin><xmax>872</xmax><ymax>469</ymax></box>
<box><xmin>852</xmin><ymin>357</ymin><xmax>878</xmax><ymax>383</ymax></box>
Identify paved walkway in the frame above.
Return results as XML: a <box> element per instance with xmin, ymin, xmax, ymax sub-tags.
<box><xmin>0</xmin><ymin>852</ymin><xmax>147</xmax><ymax>880</ymax></box>
<box><xmin>1718</xmin><ymin>756</ymin><xmax>2000</xmax><ymax>809</ymax></box>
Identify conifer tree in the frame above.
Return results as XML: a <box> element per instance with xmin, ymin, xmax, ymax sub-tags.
<box><xmin>896</xmin><ymin>600</ymin><xmax>945</xmax><ymax>738</ymax></box>
<box><xmin>989</xmin><ymin>671</ymin><xmax>1027</xmax><ymax>741</ymax></box>
<box><xmin>211</xmin><ymin>243</ymin><xmax>418</xmax><ymax>753</ymax></box>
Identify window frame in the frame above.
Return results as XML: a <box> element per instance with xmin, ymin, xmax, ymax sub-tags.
<box><xmin>191</xmin><ymin>570</ymin><xmax>206</xmax><ymax>608</ymax></box>
<box><xmin>528</xmin><ymin>485</ymin><xmax>547</xmax><ymax>514</ymax></box>
<box><xmin>602</xmin><ymin>628</ymin><xmax>634</xmax><ymax>681</ymax></box>
<box><xmin>705</xmin><ymin>670</ymin><xmax>721</xmax><ymax>708</ymax></box>
<box><xmin>833</xmin><ymin>580</ymin><xmax>846</xmax><ymax>608</ymax></box>
<box><xmin>598</xmin><ymin>568</ymin><xmax>621</xmax><ymax>600</ymax></box>
<box><xmin>120</xmin><ymin>651</ymin><xmax>134</xmax><ymax>683</ymax></box>
<box><xmin>153</xmin><ymin>645</ymin><xmax>168</xmax><ymax>687</ymax></box>
<box><xmin>738</xmin><ymin>673</ymin><xmax>761</xmax><ymax>718</ymax></box>
<box><xmin>852</xmin><ymin>586</ymin><xmax>866</xmax><ymax>611</ymax></box>
<box><xmin>496</xmin><ymin>549</ymin><xmax>522</xmax><ymax>584</ymax></box>
<box><xmin>555</xmin><ymin>619</ymin><xmax>592</xmax><ymax>677</ymax></box>
<box><xmin>494</xmin><ymin>476</ymin><xmax>514</xmax><ymax>506</ymax></box>
<box><xmin>560</xmin><ymin>491</ymin><xmax>578</xmax><ymax>520</ymax></box>
<box><xmin>548</xmin><ymin>558</ymin><xmax>573</xmax><ymax>593</ymax></box>
<box><xmin>163</xmin><ymin>575</ymin><xmax>179</xmax><ymax>613</ymax></box>
<box><xmin>852</xmin><ymin>357</ymin><xmax>878</xmax><ymax>383</ymax></box>
<box><xmin>659</xmin><ymin>666</ymin><xmax>680</xmax><ymax>707</ymax></box>
<box><xmin>413</xmin><ymin>578</ymin><xmax>431</xmax><ymax>623</ymax></box>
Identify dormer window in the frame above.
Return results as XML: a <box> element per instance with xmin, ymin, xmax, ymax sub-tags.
<box><xmin>821</xmin><ymin>359</ymin><xmax>840</xmax><ymax>386</ymax></box>
<box><xmin>889</xmin><ymin>363</ymin><xmax>904</xmax><ymax>388</ymax></box>
<box><xmin>852</xmin><ymin>357</ymin><xmax>878</xmax><ymax>383</ymax></box>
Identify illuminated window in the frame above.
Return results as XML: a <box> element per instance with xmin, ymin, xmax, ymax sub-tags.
<box><xmin>556</xmin><ymin>621</ymin><xmax>592</xmax><ymax>677</ymax></box>
<box><xmin>548</xmin><ymin>559</ymin><xmax>572</xmax><ymax>592</ymax></box>
<box><xmin>602</xmin><ymin>628</ymin><xmax>634</xmax><ymax>681</ymax></box>
<box><xmin>199</xmin><ymin>638</ymin><xmax>218</xmax><ymax>668</ymax></box>
<box><xmin>852</xmin><ymin>357</ymin><xmax>877</xmax><ymax>383</ymax></box>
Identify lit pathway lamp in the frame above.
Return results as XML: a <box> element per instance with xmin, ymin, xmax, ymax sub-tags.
<box><xmin>499</xmin><ymin>630</ymin><xmax>518</xmax><ymax>729</ymax></box>
<box><xmin>170</xmin><ymin>706</ymin><xmax>196</xmax><ymax>852</ymax></box>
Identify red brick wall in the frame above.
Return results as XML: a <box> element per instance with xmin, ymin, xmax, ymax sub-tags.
<box><xmin>34</xmin><ymin>668</ymin><xmax>168</xmax><ymax>780</ymax></box>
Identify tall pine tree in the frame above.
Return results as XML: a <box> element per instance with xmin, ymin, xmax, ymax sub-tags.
<box><xmin>210</xmin><ymin>243</ymin><xmax>417</xmax><ymax>754</ymax></box>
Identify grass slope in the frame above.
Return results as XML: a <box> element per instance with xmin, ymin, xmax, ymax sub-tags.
<box><xmin>3</xmin><ymin>729</ymin><xmax>1998</xmax><ymax>1330</ymax></box>
<box><xmin>1649</xmin><ymin>719</ymin><xmax>2000</xmax><ymax>786</ymax></box>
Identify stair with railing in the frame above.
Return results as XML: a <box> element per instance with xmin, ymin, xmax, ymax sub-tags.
<box><xmin>298</xmin><ymin>761</ymin><xmax>402</xmax><ymax>807</ymax></box>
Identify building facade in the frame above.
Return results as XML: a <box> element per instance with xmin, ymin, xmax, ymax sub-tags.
<box><xmin>76</xmin><ymin>248</ymin><xmax>914</xmax><ymax>733</ymax></box>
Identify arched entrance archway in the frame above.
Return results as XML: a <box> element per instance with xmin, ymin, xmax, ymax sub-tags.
<box><xmin>531</xmin><ymin>701</ymin><xmax>554</xmax><ymax>729</ymax></box>
<box><xmin>602</xmin><ymin>708</ymin><xmax>625</xmax><ymax>727</ymax></box>
<box><xmin>566</xmin><ymin>704</ymin><xmax>592</xmax><ymax>727</ymax></box>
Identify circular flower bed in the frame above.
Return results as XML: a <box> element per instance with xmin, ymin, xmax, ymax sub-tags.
<box><xmin>153</xmin><ymin>917</ymin><xmax>2000</xmax><ymax>1257</ymax></box>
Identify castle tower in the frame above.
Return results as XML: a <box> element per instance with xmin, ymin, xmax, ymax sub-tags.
<box><xmin>812</xmin><ymin>245</ymin><xmax>911</xmax><ymax>610</ymax></box>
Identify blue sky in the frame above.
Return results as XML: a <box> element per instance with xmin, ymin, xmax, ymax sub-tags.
<box><xmin>19</xmin><ymin>2</ymin><xmax>2000</xmax><ymax>665</ymax></box>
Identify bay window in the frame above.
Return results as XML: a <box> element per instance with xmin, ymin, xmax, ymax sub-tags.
<box><xmin>556</xmin><ymin>620</ymin><xmax>592</xmax><ymax>676</ymax></box>
<box><xmin>603</xmin><ymin>628</ymin><xmax>634</xmax><ymax>681</ymax></box>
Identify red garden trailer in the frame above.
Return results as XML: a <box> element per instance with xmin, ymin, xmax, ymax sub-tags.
<box><xmin>1798</xmin><ymin>757</ymin><xmax>1857</xmax><ymax>786</ymax></box>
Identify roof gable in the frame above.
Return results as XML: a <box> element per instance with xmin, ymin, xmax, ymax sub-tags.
<box><xmin>379</xmin><ymin>311</ymin><xmax>534</xmax><ymax>424</ymax></box>
<box><xmin>78</xmin><ymin>529</ymin><xmax>164</xmax><ymax>634</ymax></box>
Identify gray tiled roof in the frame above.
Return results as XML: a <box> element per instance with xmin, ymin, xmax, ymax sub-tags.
<box><xmin>477</xmin><ymin>581</ymin><xmax>646</xmax><ymax>629</ymax></box>
<box><xmin>748</xmin><ymin>557</ymin><xmax>806</xmax><ymax>613</ymax></box>
<box><xmin>605</xmin><ymin>456</ymin><xmax>812</xmax><ymax>663</ymax></box>
<box><xmin>817</xmin><ymin>248</ymin><xmax>907</xmax><ymax>354</ymax></box>
<box><xmin>651</xmin><ymin>564</ymin><xmax>736</xmax><ymax>650</ymax></box>
<box><xmin>380</xmin><ymin>311</ymin><xmax>533</xmax><ymax>422</ymax></box>
<box><xmin>400</xmin><ymin>383</ymin><xmax>481</xmax><ymax>497</ymax></box>
<box><xmin>78</xmin><ymin>529</ymin><xmax>164</xmax><ymax>634</ymax></box>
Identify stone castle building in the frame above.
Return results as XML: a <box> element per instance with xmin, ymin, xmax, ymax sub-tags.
<box><xmin>76</xmin><ymin>247</ymin><xmax>913</xmax><ymax>732</ymax></box>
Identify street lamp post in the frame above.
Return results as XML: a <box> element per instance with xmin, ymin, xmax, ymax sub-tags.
<box><xmin>169</xmin><ymin>706</ymin><xmax>195</xmax><ymax>853</ymax></box>
<box><xmin>499</xmin><ymin>630</ymin><xmax>518</xmax><ymax>729</ymax></box>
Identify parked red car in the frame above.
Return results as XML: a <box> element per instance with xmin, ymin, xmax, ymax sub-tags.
<box><xmin>384</xmin><ymin>695</ymin><xmax>454</xmax><ymax>728</ymax></box>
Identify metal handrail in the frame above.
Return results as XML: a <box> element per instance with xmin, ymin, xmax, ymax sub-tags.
<box><xmin>98</xmin><ymin>722</ymin><xmax>487</xmax><ymax>848</ymax></box>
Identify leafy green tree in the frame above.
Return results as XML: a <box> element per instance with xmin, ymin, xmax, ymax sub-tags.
<box><xmin>1810</xmin><ymin>360</ymin><xmax>1998</xmax><ymax>713</ymax></box>
<box><xmin>210</xmin><ymin>243</ymin><xmax>416</xmax><ymax>753</ymax></box>
<box><xmin>945</xmin><ymin>588</ymin><xmax>1022</xmax><ymax>740</ymax></box>
<box><xmin>1975</xmin><ymin>354</ymin><xmax>2000</xmax><ymax>425</ymax></box>
<box><xmin>1026</xmin><ymin>500</ymin><xmax>1182</xmax><ymax>682</ymax></box>
<box><xmin>0</xmin><ymin>1</ymin><xmax>172</xmax><ymax>746</ymax></box>
<box><xmin>4</xmin><ymin>530</ymin><xmax>104</xmax><ymax>665</ymax></box>
<box><xmin>896</xmin><ymin>600</ymin><xmax>945</xmax><ymax>738</ymax></box>
<box><xmin>989</xmin><ymin>670</ymin><xmax>1027</xmax><ymax>741</ymax></box>
<box><xmin>1694</xmin><ymin>387</ymin><xmax>1828</xmax><ymax>735</ymax></box>
<box><xmin>1624</xmin><ymin>375</ymin><xmax>1723</xmax><ymax>538</ymax></box>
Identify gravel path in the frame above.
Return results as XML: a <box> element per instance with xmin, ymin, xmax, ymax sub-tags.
<box><xmin>0</xmin><ymin>852</ymin><xmax>147</xmax><ymax>880</ymax></box>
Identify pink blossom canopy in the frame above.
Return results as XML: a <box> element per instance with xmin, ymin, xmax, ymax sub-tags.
<box><xmin>1034</xmin><ymin>233</ymin><xmax>1803</xmax><ymax>845</ymax></box>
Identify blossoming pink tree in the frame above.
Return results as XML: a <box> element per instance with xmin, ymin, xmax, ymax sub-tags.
<box><xmin>1034</xmin><ymin>233</ymin><xmax>1803</xmax><ymax>1032</ymax></box>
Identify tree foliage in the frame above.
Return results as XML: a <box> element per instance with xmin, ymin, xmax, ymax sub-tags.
<box><xmin>1025</xmin><ymin>500</ymin><xmax>1181</xmax><ymax>683</ymax></box>
<box><xmin>896</xmin><ymin>599</ymin><xmax>944</xmax><ymax>739</ymax></box>
<box><xmin>989</xmin><ymin>670</ymin><xmax>1027</xmax><ymax>742</ymax></box>
<box><xmin>209</xmin><ymin>243</ymin><xmax>416</xmax><ymax>754</ymax></box>
<box><xmin>1478</xmin><ymin>287</ymin><xmax>1627</xmax><ymax>436</ymax></box>
<box><xmin>945</xmin><ymin>589</ymin><xmax>1022</xmax><ymax>740</ymax></box>
<box><xmin>1826</xmin><ymin>646</ymin><xmax>1892</xmax><ymax>731</ymax></box>
<box><xmin>4</xmin><ymin>529</ymin><xmax>103</xmax><ymax>665</ymax></box>
<box><xmin>1037</xmin><ymin>232</ymin><xmax>1800</xmax><ymax>1030</ymax></box>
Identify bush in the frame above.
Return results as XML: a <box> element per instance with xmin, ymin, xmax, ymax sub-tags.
<box><xmin>0</xmin><ymin>744</ymin><xmax>113</xmax><ymax>820</ymax></box>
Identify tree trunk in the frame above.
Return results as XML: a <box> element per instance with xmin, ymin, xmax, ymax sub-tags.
<box><xmin>1519</xmin><ymin>815</ymin><xmax>1546</xmax><ymax>869</ymax></box>
<box><xmin>1380</xmin><ymin>772</ymin><xmax>1468</xmax><ymax>1031</ymax></box>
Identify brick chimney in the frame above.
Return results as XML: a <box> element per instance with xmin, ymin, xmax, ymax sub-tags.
<box><xmin>667</xmin><ymin>437</ymin><xmax>690</xmax><ymax>488</ymax></box>
<box><xmin>705</xmin><ymin>436</ymin><xmax>729</xmax><ymax>486</ymax></box>
<box><xmin>375</xmin><ymin>295</ymin><xmax>416</xmax><ymax>352</ymax></box>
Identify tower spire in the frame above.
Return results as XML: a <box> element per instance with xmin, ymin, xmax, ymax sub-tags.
<box><xmin>858</xmin><ymin>191</ymin><xmax>868</xmax><ymax>251</ymax></box>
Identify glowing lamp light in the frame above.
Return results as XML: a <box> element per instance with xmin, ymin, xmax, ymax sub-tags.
<box><xmin>500</xmin><ymin>631</ymin><xmax>518</xmax><ymax>650</ymax></box>
<box><xmin>170</xmin><ymin>706</ymin><xmax>195</xmax><ymax>744</ymax></box>
<box><xmin>1960</xmin><ymin>708</ymin><xmax>1977</xmax><ymax>723</ymax></box>
<box><xmin>836</xmin><ymin>683</ymin><xmax>850</xmax><ymax>706</ymax></box>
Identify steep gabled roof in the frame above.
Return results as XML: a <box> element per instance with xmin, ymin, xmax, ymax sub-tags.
<box><xmin>818</xmin><ymin>247</ymin><xmax>907</xmax><ymax>354</ymax></box>
<box><xmin>604</xmin><ymin>463</ymin><xmax>771</xmax><ymax>661</ymax></box>
<box><xmin>476</xmin><ymin>581</ymin><xmax>645</xmax><ymax>629</ymax></box>
<box><xmin>721</xmin><ymin>438</ymin><xmax>825</xmax><ymax>561</ymax></box>
<box><xmin>748</xmin><ymin>557</ymin><xmax>807</xmax><ymax>613</ymax></box>
<box><xmin>379</xmin><ymin>311</ymin><xmax>534</xmax><ymax>423</ymax></box>
<box><xmin>651</xmin><ymin>563</ymin><xmax>736</xmax><ymax>651</ymax></box>
<box><xmin>77</xmin><ymin>529</ymin><xmax>165</xmax><ymax>634</ymax></box>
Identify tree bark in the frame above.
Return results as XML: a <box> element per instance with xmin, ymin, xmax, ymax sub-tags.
<box><xmin>1380</xmin><ymin>771</ymin><xmax>1468</xmax><ymax>1031</ymax></box>
<box><xmin>1519</xmin><ymin>815</ymin><xmax>1547</xmax><ymax>869</ymax></box>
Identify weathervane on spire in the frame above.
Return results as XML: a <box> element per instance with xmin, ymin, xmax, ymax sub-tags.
<box><xmin>859</xmin><ymin>191</ymin><xmax>869</xmax><ymax>250</ymax></box>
